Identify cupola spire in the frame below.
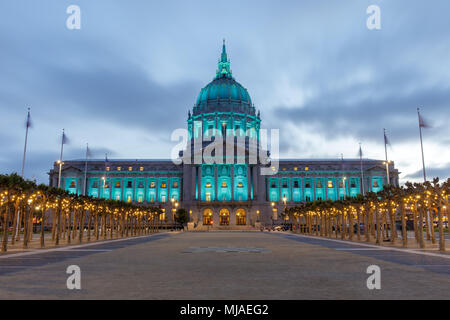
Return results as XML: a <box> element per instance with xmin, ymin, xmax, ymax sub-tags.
<box><xmin>216</xmin><ymin>39</ymin><xmax>232</xmax><ymax>79</ymax></box>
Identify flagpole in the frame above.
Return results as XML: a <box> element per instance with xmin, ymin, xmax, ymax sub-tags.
<box><xmin>21</xmin><ymin>107</ymin><xmax>31</xmax><ymax>178</ymax></box>
<box><xmin>83</xmin><ymin>143</ymin><xmax>89</xmax><ymax>195</ymax></box>
<box><xmin>57</xmin><ymin>129</ymin><xmax>65</xmax><ymax>188</ymax></box>
<box><xmin>359</xmin><ymin>143</ymin><xmax>365</xmax><ymax>196</ymax></box>
<box><xmin>383</xmin><ymin>128</ymin><xmax>390</xmax><ymax>185</ymax></box>
<box><xmin>417</xmin><ymin>108</ymin><xmax>427</xmax><ymax>182</ymax></box>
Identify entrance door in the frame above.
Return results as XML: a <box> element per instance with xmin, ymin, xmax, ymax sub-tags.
<box><xmin>219</xmin><ymin>209</ymin><xmax>230</xmax><ymax>226</ymax></box>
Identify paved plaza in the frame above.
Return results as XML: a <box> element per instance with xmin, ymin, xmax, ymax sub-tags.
<box><xmin>0</xmin><ymin>231</ymin><xmax>449</xmax><ymax>299</ymax></box>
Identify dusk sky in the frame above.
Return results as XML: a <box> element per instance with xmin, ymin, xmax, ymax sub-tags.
<box><xmin>0</xmin><ymin>0</ymin><xmax>449</xmax><ymax>184</ymax></box>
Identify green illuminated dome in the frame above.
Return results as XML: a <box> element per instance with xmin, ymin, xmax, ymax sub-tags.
<box><xmin>193</xmin><ymin>41</ymin><xmax>255</xmax><ymax>116</ymax></box>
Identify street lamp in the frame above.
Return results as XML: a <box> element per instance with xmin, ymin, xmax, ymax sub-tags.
<box><xmin>57</xmin><ymin>160</ymin><xmax>64</xmax><ymax>188</ymax></box>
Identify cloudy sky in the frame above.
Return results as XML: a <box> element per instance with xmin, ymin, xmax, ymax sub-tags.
<box><xmin>0</xmin><ymin>0</ymin><xmax>449</xmax><ymax>184</ymax></box>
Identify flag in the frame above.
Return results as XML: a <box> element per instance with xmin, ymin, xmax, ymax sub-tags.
<box><xmin>86</xmin><ymin>144</ymin><xmax>92</xmax><ymax>158</ymax></box>
<box><xmin>62</xmin><ymin>130</ymin><xmax>69</xmax><ymax>145</ymax></box>
<box><xmin>383</xmin><ymin>130</ymin><xmax>390</xmax><ymax>146</ymax></box>
<box><xmin>418</xmin><ymin>113</ymin><xmax>431</xmax><ymax>128</ymax></box>
<box><xmin>25</xmin><ymin>108</ymin><xmax>32</xmax><ymax>128</ymax></box>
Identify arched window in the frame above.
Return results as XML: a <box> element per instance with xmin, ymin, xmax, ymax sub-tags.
<box><xmin>203</xmin><ymin>209</ymin><xmax>213</xmax><ymax>225</ymax></box>
<box><xmin>236</xmin><ymin>209</ymin><xmax>246</xmax><ymax>225</ymax></box>
<box><xmin>219</xmin><ymin>209</ymin><xmax>230</xmax><ymax>225</ymax></box>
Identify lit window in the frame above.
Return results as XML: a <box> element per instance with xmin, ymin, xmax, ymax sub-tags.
<box><xmin>222</xmin><ymin>181</ymin><xmax>227</xmax><ymax>188</ymax></box>
<box><xmin>237</xmin><ymin>182</ymin><xmax>244</xmax><ymax>188</ymax></box>
<box><xmin>115</xmin><ymin>181</ymin><xmax>121</xmax><ymax>188</ymax></box>
<box><xmin>328</xmin><ymin>180</ymin><xmax>333</xmax><ymax>188</ymax></box>
<box><xmin>69</xmin><ymin>181</ymin><xmax>76</xmax><ymax>188</ymax></box>
<box><xmin>305</xmin><ymin>167</ymin><xmax>309</xmax><ymax>171</ymax></box>
<box><xmin>106</xmin><ymin>167</ymin><xmax>110</xmax><ymax>171</ymax></box>
<box><xmin>139</xmin><ymin>167</ymin><xmax>144</xmax><ymax>171</ymax></box>
<box><xmin>282</xmin><ymin>168</ymin><xmax>286</xmax><ymax>171</ymax></box>
<box><xmin>271</xmin><ymin>166</ymin><xmax>276</xmax><ymax>171</ymax></box>
<box><xmin>117</xmin><ymin>167</ymin><xmax>121</xmax><ymax>171</ymax></box>
<box><xmin>173</xmin><ymin>181</ymin><xmax>178</xmax><ymax>188</ymax></box>
<box><xmin>150</xmin><ymin>181</ymin><xmax>155</xmax><ymax>188</ymax></box>
<box><xmin>138</xmin><ymin>196</ymin><xmax>143</xmax><ymax>203</ymax></box>
<box><xmin>373</xmin><ymin>180</ymin><xmax>379</xmax><ymax>188</ymax></box>
<box><xmin>206</xmin><ymin>193</ymin><xmax>211</xmax><ymax>201</ymax></box>
<box><xmin>205</xmin><ymin>182</ymin><xmax>212</xmax><ymax>188</ymax></box>
<box><xmin>128</xmin><ymin>166</ymin><xmax>132</xmax><ymax>171</ymax></box>
<box><xmin>127</xmin><ymin>195</ymin><xmax>131</xmax><ymax>203</ymax></box>
<box><xmin>316</xmin><ymin>181</ymin><xmax>323</xmax><ymax>188</ymax></box>
<box><xmin>161</xmin><ymin>183</ymin><xmax>167</xmax><ymax>188</ymax></box>
<box><xmin>294</xmin><ymin>167</ymin><xmax>298</xmax><ymax>171</ymax></box>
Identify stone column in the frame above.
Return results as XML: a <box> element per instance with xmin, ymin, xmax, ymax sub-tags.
<box><xmin>132</xmin><ymin>178</ymin><xmax>136</xmax><ymax>203</ymax></box>
<box><xmin>120</xmin><ymin>178</ymin><xmax>124</xmax><ymax>201</ymax></box>
<box><xmin>289</xmin><ymin>176</ymin><xmax>293</xmax><ymax>202</ymax></box>
<box><xmin>246</xmin><ymin>166</ymin><xmax>251</xmax><ymax>201</ymax></box>
<box><xmin>144</xmin><ymin>178</ymin><xmax>148</xmax><ymax>203</ymax></box>
<box><xmin>313</xmin><ymin>177</ymin><xmax>316</xmax><ymax>200</ymax></box>
<box><xmin>191</xmin><ymin>166</ymin><xmax>196</xmax><ymax>200</ymax></box>
<box><xmin>252</xmin><ymin>166</ymin><xmax>258</xmax><ymax>200</ymax></box>
<box><xmin>214</xmin><ymin>165</ymin><xmax>218</xmax><ymax>201</ymax></box>
<box><xmin>302</xmin><ymin>176</ymin><xmax>305</xmax><ymax>201</ymax></box>
<box><xmin>156</xmin><ymin>177</ymin><xmax>159</xmax><ymax>203</ymax></box>
<box><xmin>198</xmin><ymin>167</ymin><xmax>202</xmax><ymax>201</ymax></box>
<box><xmin>325</xmin><ymin>177</ymin><xmax>328</xmax><ymax>200</ymax></box>
<box><xmin>231</xmin><ymin>165</ymin><xmax>234</xmax><ymax>201</ymax></box>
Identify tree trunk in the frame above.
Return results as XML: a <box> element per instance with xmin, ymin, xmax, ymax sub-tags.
<box><xmin>40</xmin><ymin>205</ymin><xmax>46</xmax><ymax>248</ymax></box>
<box><xmin>400</xmin><ymin>203</ymin><xmax>407</xmax><ymax>247</ymax></box>
<box><xmin>375</xmin><ymin>204</ymin><xmax>381</xmax><ymax>245</ymax></box>
<box><xmin>11</xmin><ymin>203</ymin><xmax>19</xmax><ymax>245</ymax></box>
<box><xmin>437</xmin><ymin>206</ymin><xmax>445</xmax><ymax>252</ymax></box>
<box><xmin>1</xmin><ymin>203</ymin><xmax>10</xmax><ymax>252</ymax></box>
<box><xmin>55</xmin><ymin>202</ymin><xmax>62</xmax><ymax>245</ymax></box>
<box><xmin>418</xmin><ymin>207</ymin><xmax>425</xmax><ymax>248</ymax></box>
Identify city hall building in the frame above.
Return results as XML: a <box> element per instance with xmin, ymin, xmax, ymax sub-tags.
<box><xmin>49</xmin><ymin>43</ymin><xmax>399</xmax><ymax>230</ymax></box>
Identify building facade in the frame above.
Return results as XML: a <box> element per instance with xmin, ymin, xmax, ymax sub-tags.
<box><xmin>49</xmin><ymin>43</ymin><xmax>399</xmax><ymax>230</ymax></box>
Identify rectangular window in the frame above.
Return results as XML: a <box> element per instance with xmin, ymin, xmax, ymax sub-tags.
<box><xmin>305</xmin><ymin>182</ymin><xmax>311</xmax><ymax>188</ymax></box>
<box><xmin>173</xmin><ymin>181</ymin><xmax>178</xmax><ymax>188</ymax></box>
<box><xmin>206</xmin><ymin>193</ymin><xmax>211</xmax><ymax>201</ymax></box>
<box><xmin>293</xmin><ymin>181</ymin><xmax>299</xmax><ymax>188</ymax></box>
<box><xmin>106</xmin><ymin>167</ymin><xmax>110</xmax><ymax>171</ymax></box>
<box><xmin>139</xmin><ymin>167</ymin><xmax>144</xmax><ymax>171</ymax></box>
<box><xmin>138</xmin><ymin>196</ymin><xmax>143</xmax><ymax>203</ymax></box>
<box><xmin>161</xmin><ymin>195</ymin><xmax>166</xmax><ymax>203</ymax></box>
<box><xmin>271</xmin><ymin>181</ymin><xmax>276</xmax><ymax>188</ymax></box>
<box><xmin>128</xmin><ymin>166</ymin><xmax>133</xmax><ymax>171</ymax></box>
<box><xmin>221</xmin><ymin>181</ymin><xmax>227</xmax><ymax>188</ymax></box>
<box><xmin>305</xmin><ymin>167</ymin><xmax>309</xmax><ymax>171</ymax></box>
<box><xmin>282</xmin><ymin>181</ymin><xmax>288</xmax><ymax>188</ymax></box>
<box><xmin>328</xmin><ymin>180</ymin><xmax>333</xmax><ymax>188</ymax></box>
<box><xmin>150</xmin><ymin>181</ymin><xmax>155</xmax><ymax>188</ymax></box>
<box><xmin>69</xmin><ymin>181</ymin><xmax>76</xmax><ymax>188</ymax></box>
<box><xmin>351</xmin><ymin>181</ymin><xmax>356</xmax><ymax>188</ymax></box>
<box><xmin>127</xmin><ymin>195</ymin><xmax>131</xmax><ymax>203</ymax></box>
<box><xmin>117</xmin><ymin>167</ymin><xmax>121</xmax><ymax>171</ymax></box>
<box><xmin>127</xmin><ymin>181</ymin><xmax>132</xmax><ymax>188</ymax></box>
<box><xmin>161</xmin><ymin>183</ymin><xmax>167</xmax><ymax>188</ymax></box>
<box><xmin>205</xmin><ymin>182</ymin><xmax>212</xmax><ymax>188</ymax></box>
<box><xmin>138</xmin><ymin>182</ymin><xmax>144</xmax><ymax>188</ymax></box>
<box><xmin>115</xmin><ymin>181</ymin><xmax>121</xmax><ymax>188</ymax></box>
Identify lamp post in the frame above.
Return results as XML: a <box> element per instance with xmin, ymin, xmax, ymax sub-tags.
<box><xmin>57</xmin><ymin>160</ymin><xmax>64</xmax><ymax>189</ymax></box>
